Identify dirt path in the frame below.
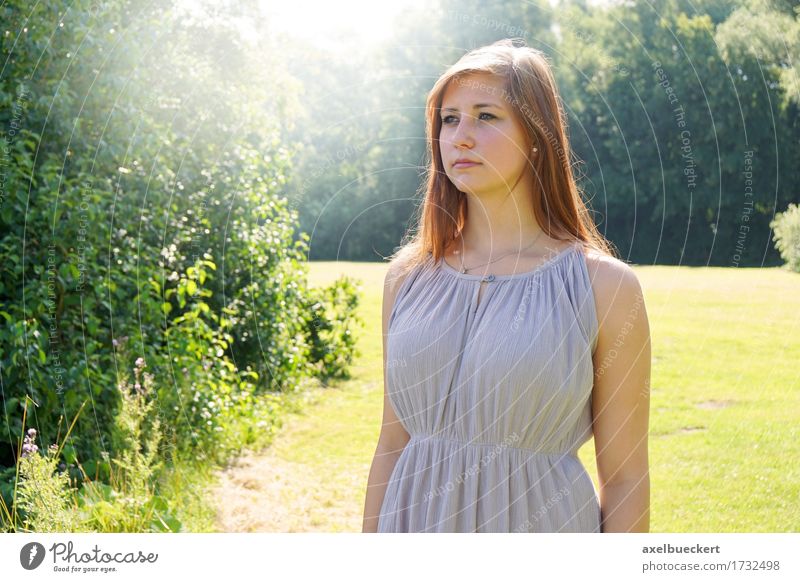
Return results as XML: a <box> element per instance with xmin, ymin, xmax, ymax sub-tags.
<box><xmin>210</xmin><ymin>263</ymin><xmax>384</xmax><ymax>532</ymax></box>
<box><xmin>210</xmin><ymin>377</ymin><xmax>380</xmax><ymax>532</ymax></box>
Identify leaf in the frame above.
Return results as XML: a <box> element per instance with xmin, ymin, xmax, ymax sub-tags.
<box><xmin>63</xmin><ymin>443</ymin><xmax>77</xmax><ymax>464</ymax></box>
<box><xmin>149</xmin><ymin>495</ymin><xmax>168</xmax><ymax>512</ymax></box>
<box><xmin>4</xmin><ymin>397</ymin><xmax>19</xmax><ymax>414</ymax></box>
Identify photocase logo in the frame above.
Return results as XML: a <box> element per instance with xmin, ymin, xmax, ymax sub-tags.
<box><xmin>20</xmin><ymin>542</ymin><xmax>46</xmax><ymax>570</ymax></box>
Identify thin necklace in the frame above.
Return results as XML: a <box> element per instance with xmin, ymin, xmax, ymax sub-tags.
<box><xmin>457</xmin><ymin>230</ymin><xmax>545</xmax><ymax>274</ymax></box>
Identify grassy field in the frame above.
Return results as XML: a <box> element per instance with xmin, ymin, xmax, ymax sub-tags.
<box><xmin>211</xmin><ymin>259</ymin><xmax>800</xmax><ymax>532</ymax></box>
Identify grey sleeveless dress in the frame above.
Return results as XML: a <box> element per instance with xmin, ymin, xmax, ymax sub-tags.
<box><xmin>377</xmin><ymin>241</ymin><xmax>601</xmax><ymax>533</ymax></box>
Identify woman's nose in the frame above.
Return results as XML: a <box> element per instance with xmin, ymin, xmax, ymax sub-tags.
<box><xmin>451</xmin><ymin>114</ymin><xmax>476</xmax><ymax>147</ymax></box>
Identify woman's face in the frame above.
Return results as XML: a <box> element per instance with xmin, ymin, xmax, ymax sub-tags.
<box><xmin>439</xmin><ymin>73</ymin><xmax>531</xmax><ymax>198</ymax></box>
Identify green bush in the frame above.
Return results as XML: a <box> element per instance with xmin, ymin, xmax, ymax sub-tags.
<box><xmin>303</xmin><ymin>276</ymin><xmax>363</xmax><ymax>381</ymax></box>
<box><xmin>770</xmin><ymin>203</ymin><xmax>800</xmax><ymax>273</ymax></box>
<box><xmin>0</xmin><ymin>0</ymin><xmax>362</xmax><ymax>520</ymax></box>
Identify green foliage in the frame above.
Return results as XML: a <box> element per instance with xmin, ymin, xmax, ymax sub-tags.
<box><xmin>0</xmin><ymin>0</ymin><xmax>361</xmax><ymax>522</ymax></box>
<box><xmin>15</xmin><ymin>429</ymin><xmax>87</xmax><ymax>533</ymax></box>
<box><xmin>770</xmin><ymin>203</ymin><xmax>800</xmax><ymax>272</ymax></box>
<box><xmin>555</xmin><ymin>0</ymin><xmax>796</xmax><ymax>264</ymax></box>
<box><xmin>5</xmin><ymin>363</ymin><xmax>183</xmax><ymax>533</ymax></box>
<box><xmin>303</xmin><ymin>276</ymin><xmax>363</xmax><ymax>381</ymax></box>
<box><xmin>81</xmin><ymin>357</ymin><xmax>178</xmax><ymax>532</ymax></box>
<box><xmin>77</xmin><ymin>483</ymin><xmax>182</xmax><ymax>533</ymax></box>
<box><xmin>279</xmin><ymin>0</ymin><xmax>799</xmax><ymax>266</ymax></box>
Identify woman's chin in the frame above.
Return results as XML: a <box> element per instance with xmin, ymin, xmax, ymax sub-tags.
<box><xmin>450</xmin><ymin>176</ymin><xmax>483</xmax><ymax>191</ymax></box>
<box><xmin>453</xmin><ymin>180</ymin><xmax>496</xmax><ymax>197</ymax></box>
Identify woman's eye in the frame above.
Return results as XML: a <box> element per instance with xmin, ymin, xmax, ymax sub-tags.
<box><xmin>441</xmin><ymin>112</ymin><xmax>495</xmax><ymax>124</ymax></box>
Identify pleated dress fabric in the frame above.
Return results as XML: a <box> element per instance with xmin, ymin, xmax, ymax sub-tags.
<box><xmin>377</xmin><ymin>241</ymin><xmax>602</xmax><ymax>533</ymax></box>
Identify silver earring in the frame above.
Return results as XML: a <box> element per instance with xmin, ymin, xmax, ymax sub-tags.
<box><xmin>532</xmin><ymin>147</ymin><xmax>538</xmax><ymax>153</ymax></box>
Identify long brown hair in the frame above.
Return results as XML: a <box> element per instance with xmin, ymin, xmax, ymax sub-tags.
<box><xmin>389</xmin><ymin>38</ymin><xmax>615</xmax><ymax>276</ymax></box>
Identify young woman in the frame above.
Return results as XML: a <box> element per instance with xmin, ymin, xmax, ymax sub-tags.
<box><xmin>362</xmin><ymin>39</ymin><xmax>651</xmax><ymax>533</ymax></box>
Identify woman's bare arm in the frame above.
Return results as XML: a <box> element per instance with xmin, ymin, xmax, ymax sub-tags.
<box><xmin>587</xmin><ymin>253</ymin><xmax>651</xmax><ymax>533</ymax></box>
<box><xmin>362</xmin><ymin>262</ymin><xmax>412</xmax><ymax>532</ymax></box>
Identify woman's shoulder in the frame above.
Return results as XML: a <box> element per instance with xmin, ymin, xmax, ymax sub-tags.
<box><xmin>384</xmin><ymin>258</ymin><xmax>411</xmax><ymax>296</ymax></box>
<box><xmin>580</xmin><ymin>242</ymin><xmax>647</xmax><ymax>336</ymax></box>
<box><xmin>384</xmin><ymin>251</ymin><xmax>430</xmax><ymax>295</ymax></box>
<box><xmin>580</xmin><ymin>242</ymin><xmax>635</xmax><ymax>278</ymax></box>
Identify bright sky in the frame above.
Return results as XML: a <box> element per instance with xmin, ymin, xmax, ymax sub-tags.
<box><xmin>256</xmin><ymin>0</ymin><xmax>589</xmax><ymax>51</ymax></box>
<box><xmin>258</xmin><ymin>0</ymin><xmax>429</xmax><ymax>50</ymax></box>
<box><xmin>178</xmin><ymin>0</ymin><xmax>611</xmax><ymax>52</ymax></box>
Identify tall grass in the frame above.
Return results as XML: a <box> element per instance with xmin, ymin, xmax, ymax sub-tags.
<box><xmin>2</xmin><ymin>359</ymin><xmax>180</xmax><ymax>532</ymax></box>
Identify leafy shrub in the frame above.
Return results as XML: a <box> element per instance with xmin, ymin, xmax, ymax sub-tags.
<box><xmin>303</xmin><ymin>276</ymin><xmax>363</xmax><ymax>381</ymax></box>
<box><xmin>770</xmin><ymin>203</ymin><xmax>800</xmax><ymax>273</ymax></box>
<box><xmin>0</xmin><ymin>1</ymin><xmax>362</xmax><ymax>519</ymax></box>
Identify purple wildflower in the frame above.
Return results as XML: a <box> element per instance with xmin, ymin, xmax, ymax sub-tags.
<box><xmin>21</xmin><ymin>429</ymin><xmax>39</xmax><ymax>458</ymax></box>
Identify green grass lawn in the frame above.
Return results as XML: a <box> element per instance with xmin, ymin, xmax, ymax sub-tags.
<box><xmin>635</xmin><ymin>264</ymin><xmax>799</xmax><ymax>531</ymax></box>
<box><xmin>217</xmin><ymin>260</ymin><xmax>799</xmax><ymax>532</ymax></box>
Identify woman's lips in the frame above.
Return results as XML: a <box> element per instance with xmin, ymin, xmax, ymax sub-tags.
<box><xmin>453</xmin><ymin>162</ymin><xmax>481</xmax><ymax>169</ymax></box>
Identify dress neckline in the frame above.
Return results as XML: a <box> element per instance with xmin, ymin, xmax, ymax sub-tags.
<box><xmin>437</xmin><ymin>242</ymin><xmax>580</xmax><ymax>281</ymax></box>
